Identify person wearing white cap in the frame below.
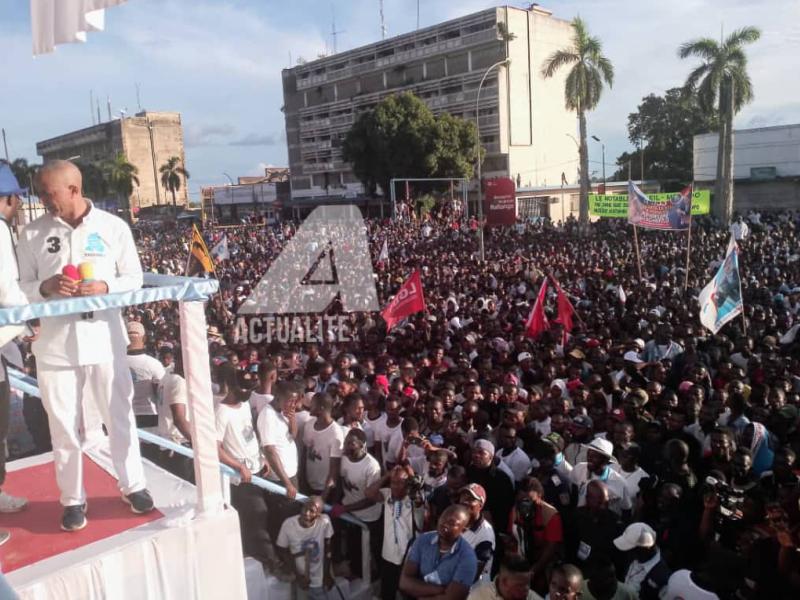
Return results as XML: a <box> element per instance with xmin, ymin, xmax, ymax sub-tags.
<box><xmin>613</xmin><ymin>522</ymin><xmax>671</xmax><ymax>600</ymax></box>
<box><xmin>570</xmin><ymin>438</ymin><xmax>632</xmax><ymax>516</ymax></box>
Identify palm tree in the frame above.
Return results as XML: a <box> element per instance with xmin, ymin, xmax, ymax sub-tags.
<box><xmin>76</xmin><ymin>161</ymin><xmax>108</xmax><ymax>201</ymax></box>
<box><xmin>679</xmin><ymin>27</ymin><xmax>761</xmax><ymax>224</ymax></box>
<box><xmin>8</xmin><ymin>158</ymin><xmax>40</xmax><ymax>195</ymax></box>
<box><xmin>159</xmin><ymin>156</ymin><xmax>190</xmax><ymax>215</ymax></box>
<box><xmin>542</xmin><ymin>17</ymin><xmax>614</xmax><ymax>225</ymax></box>
<box><xmin>102</xmin><ymin>153</ymin><xmax>139</xmax><ymax>214</ymax></box>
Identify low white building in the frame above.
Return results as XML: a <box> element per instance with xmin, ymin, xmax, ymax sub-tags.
<box><xmin>693</xmin><ymin>124</ymin><xmax>800</xmax><ymax>212</ymax></box>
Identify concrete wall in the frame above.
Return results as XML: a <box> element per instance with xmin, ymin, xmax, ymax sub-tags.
<box><xmin>504</xmin><ymin>7</ymin><xmax>576</xmax><ymax>188</ymax></box>
<box><xmin>122</xmin><ymin>112</ymin><xmax>188</xmax><ymax>209</ymax></box>
<box><xmin>694</xmin><ymin>124</ymin><xmax>800</xmax><ymax>181</ymax></box>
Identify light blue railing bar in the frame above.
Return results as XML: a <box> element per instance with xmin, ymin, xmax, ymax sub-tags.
<box><xmin>0</xmin><ymin>274</ymin><xmax>219</xmax><ymax>326</ymax></box>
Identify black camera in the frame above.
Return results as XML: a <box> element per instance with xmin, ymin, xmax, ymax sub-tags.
<box><xmin>516</xmin><ymin>497</ymin><xmax>536</xmax><ymax>520</ymax></box>
<box><xmin>407</xmin><ymin>474</ymin><xmax>424</xmax><ymax>494</ymax></box>
<box><xmin>705</xmin><ymin>476</ymin><xmax>745</xmax><ymax>521</ymax></box>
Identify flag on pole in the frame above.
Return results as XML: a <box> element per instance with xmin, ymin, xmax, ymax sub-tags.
<box><xmin>186</xmin><ymin>224</ymin><xmax>216</xmax><ymax>276</ymax></box>
<box><xmin>381</xmin><ymin>270</ymin><xmax>426</xmax><ymax>331</ymax></box>
<box><xmin>378</xmin><ymin>239</ymin><xmax>389</xmax><ymax>263</ymax></box>
<box><xmin>210</xmin><ymin>234</ymin><xmax>230</xmax><ymax>262</ymax></box>
<box><xmin>698</xmin><ymin>236</ymin><xmax>743</xmax><ymax>334</ymax></box>
<box><xmin>618</xmin><ymin>285</ymin><xmax>627</xmax><ymax>305</ymax></box>
<box><xmin>525</xmin><ymin>279</ymin><xmax>550</xmax><ymax>339</ymax></box>
<box><xmin>551</xmin><ymin>278</ymin><xmax>576</xmax><ymax>334</ymax></box>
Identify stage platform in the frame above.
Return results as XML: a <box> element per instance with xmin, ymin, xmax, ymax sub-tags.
<box><xmin>1</xmin><ymin>443</ymin><xmax>247</xmax><ymax>600</ymax></box>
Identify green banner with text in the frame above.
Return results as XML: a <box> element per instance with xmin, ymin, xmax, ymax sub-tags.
<box><xmin>589</xmin><ymin>190</ymin><xmax>710</xmax><ymax>218</ymax></box>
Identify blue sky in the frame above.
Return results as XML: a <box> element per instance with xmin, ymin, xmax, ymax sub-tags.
<box><xmin>1</xmin><ymin>0</ymin><xmax>799</xmax><ymax>200</ymax></box>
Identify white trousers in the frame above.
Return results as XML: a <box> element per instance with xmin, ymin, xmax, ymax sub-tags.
<box><xmin>38</xmin><ymin>360</ymin><xmax>147</xmax><ymax>506</ymax></box>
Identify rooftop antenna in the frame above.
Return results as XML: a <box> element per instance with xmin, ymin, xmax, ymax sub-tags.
<box><xmin>96</xmin><ymin>98</ymin><xmax>101</xmax><ymax>124</ymax></box>
<box><xmin>107</xmin><ymin>95</ymin><xmax>112</xmax><ymax>121</ymax></box>
<box><xmin>135</xmin><ymin>83</ymin><xmax>142</xmax><ymax>112</ymax></box>
<box><xmin>90</xmin><ymin>90</ymin><xmax>95</xmax><ymax>125</ymax></box>
<box><xmin>331</xmin><ymin>7</ymin><xmax>345</xmax><ymax>53</ymax></box>
<box><xmin>379</xmin><ymin>0</ymin><xmax>387</xmax><ymax>40</ymax></box>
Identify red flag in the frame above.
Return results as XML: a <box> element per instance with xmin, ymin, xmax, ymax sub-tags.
<box><xmin>552</xmin><ymin>278</ymin><xmax>576</xmax><ymax>334</ymax></box>
<box><xmin>381</xmin><ymin>270</ymin><xmax>427</xmax><ymax>332</ymax></box>
<box><xmin>525</xmin><ymin>279</ymin><xmax>549</xmax><ymax>339</ymax></box>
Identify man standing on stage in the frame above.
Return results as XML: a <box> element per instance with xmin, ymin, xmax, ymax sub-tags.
<box><xmin>0</xmin><ymin>163</ymin><xmax>30</xmax><ymax>545</ymax></box>
<box><xmin>16</xmin><ymin>160</ymin><xmax>152</xmax><ymax>531</ymax></box>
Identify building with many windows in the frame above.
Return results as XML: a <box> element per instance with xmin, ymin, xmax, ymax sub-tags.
<box><xmin>36</xmin><ymin>111</ymin><xmax>188</xmax><ymax>212</ymax></box>
<box><xmin>281</xmin><ymin>4</ymin><xmax>576</xmax><ymax>212</ymax></box>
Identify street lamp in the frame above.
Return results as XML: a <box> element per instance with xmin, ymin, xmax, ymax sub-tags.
<box><xmin>475</xmin><ymin>57</ymin><xmax>511</xmax><ymax>262</ymax></box>
<box><xmin>591</xmin><ymin>135</ymin><xmax>606</xmax><ymax>188</ymax></box>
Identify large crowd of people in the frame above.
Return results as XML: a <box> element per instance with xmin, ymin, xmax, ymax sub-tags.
<box><xmin>10</xmin><ymin>201</ymin><xmax>800</xmax><ymax>599</ymax></box>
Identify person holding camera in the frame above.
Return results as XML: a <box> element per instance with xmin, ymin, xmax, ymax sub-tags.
<box><xmin>508</xmin><ymin>477</ymin><xmax>563</xmax><ymax>594</ymax></box>
<box><xmin>366</xmin><ymin>464</ymin><xmax>425</xmax><ymax>600</ymax></box>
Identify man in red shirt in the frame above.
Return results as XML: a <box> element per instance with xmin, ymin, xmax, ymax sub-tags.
<box><xmin>510</xmin><ymin>477</ymin><xmax>563</xmax><ymax>594</ymax></box>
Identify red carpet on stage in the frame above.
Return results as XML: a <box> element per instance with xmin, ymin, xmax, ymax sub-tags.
<box><xmin>0</xmin><ymin>455</ymin><xmax>162</xmax><ymax>572</ymax></box>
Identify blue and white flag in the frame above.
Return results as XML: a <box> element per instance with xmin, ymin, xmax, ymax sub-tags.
<box><xmin>210</xmin><ymin>235</ymin><xmax>230</xmax><ymax>262</ymax></box>
<box><xmin>698</xmin><ymin>236</ymin><xmax>743</xmax><ymax>334</ymax></box>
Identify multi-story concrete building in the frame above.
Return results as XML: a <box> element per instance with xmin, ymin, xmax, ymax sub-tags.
<box><xmin>36</xmin><ymin>111</ymin><xmax>188</xmax><ymax>211</ymax></box>
<box><xmin>281</xmin><ymin>4</ymin><xmax>576</xmax><ymax>213</ymax></box>
<box><xmin>694</xmin><ymin>124</ymin><xmax>800</xmax><ymax>212</ymax></box>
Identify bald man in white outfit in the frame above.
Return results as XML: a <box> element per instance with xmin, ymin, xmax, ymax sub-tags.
<box><xmin>16</xmin><ymin>160</ymin><xmax>153</xmax><ymax>531</ymax></box>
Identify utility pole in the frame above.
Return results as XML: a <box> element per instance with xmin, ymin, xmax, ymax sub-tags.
<box><xmin>331</xmin><ymin>8</ymin><xmax>345</xmax><ymax>54</ymax></box>
<box><xmin>145</xmin><ymin>113</ymin><xmax>161</xmax><ymax>206</ymax></box>
<box><xmin>1</xmin><ymin>128</ymin><xmax>9</xmax><ymax>161</ymax></box>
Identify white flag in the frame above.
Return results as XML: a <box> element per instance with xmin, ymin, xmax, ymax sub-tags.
<box><xmin>618</xmin><ymin>285</ymin><xmax>626</xmax><ymax>305</ymax></box>
<box><xmin>698</xmin><ymin>236</ymin><xmax>743</xmax><ymax>334</ymax></box>
<box><xmin>379</xmin><ymin>239</ymin><xmax>389</xmax><ymax>263</ymax></box>
<box><xmin>210</xmin><ymin>235</ymin><xmax>230</xmax><ymax>261</ymax></box>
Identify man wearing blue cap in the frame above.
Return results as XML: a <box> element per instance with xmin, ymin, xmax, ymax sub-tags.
<box><xmin>0</xmin><ymin>162</ymin><xmax>31</xmax><ymax>543</ymax></box>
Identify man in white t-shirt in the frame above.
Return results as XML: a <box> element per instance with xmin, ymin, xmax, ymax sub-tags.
<box><xmin>373</xmin><ymin>395</ymin><xmax>403</xmax><ymax>469</ymax></box>
<box><xmin>302</xmin><ymin>393</ymin><xmax>343</xmax><ymax>497</ymax></box>
<box><xmin>495</xmin><ymin>425</ymin><xmax>531</xmax><ymax>484</ymax></box>
<box><xmin>156</xmin><ymin>356</ymin><xmax>193</xmax><ymax>482</ymax></box>
<box><xmin>332</xmin><ymin>428</ymin><xmax>382</xmax><ymax>579</ymax></box>
<box><xmin>366</xmin><ymin>465</ymin><xmax>425</xmax><ymax>600</ymax></box>
<box><xmin>258</xmin><ymin>381</ymin><xmax>299</xmax><ymax>496</ymax></box>
<box><xmin>258</xmin><ymin>380</ymin><xmax>302</xmax><ymax>543</ymax></box>
<box><xmin>249</xmin><ymin>360</ymin><xmax>276</xmax><ymax>423</ymax></box>
<box><xmin>215</xmin><ymin>369</ymin><xmax>276</xmax><ymax>567</ymax></box>
<box><xmin>571</xmin><ymin>438</ymin><xmax>632</xmax><ymax>516</ymax></box>
<box><xmin>126</xmin><ymin>321</ymin><xmax>166</xmax><ymax>429</ymax></box>
<box><xmin>276</xmin><ymin>496</ymin><xmax>335</xmax><ymax>597</ymax></box>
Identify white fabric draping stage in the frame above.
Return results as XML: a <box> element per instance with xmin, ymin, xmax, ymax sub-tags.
<box><xmin>5</xmin><ymin>444</ymin><xmax>247</xmax><ymax>600</ymax></box>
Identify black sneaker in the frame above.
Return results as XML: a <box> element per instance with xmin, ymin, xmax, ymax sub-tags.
<box><xmin>61</xmin><ymin>504</ymin><xmax>88</xmax><ymax>532</ymax></box>
<box><xmin>123</xmin><ymin>489</ymin><xmax>154</xmax><ymax>514</ymax></box>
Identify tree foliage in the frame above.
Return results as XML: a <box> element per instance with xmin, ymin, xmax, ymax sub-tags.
<box><xmin>342</xmin><ymin>92</ymin><xmax>478</xmax><ymax>197</ymax></box>
<box><xmin>102</xmin><ymin>153</ymin><xmax>139</xmax><ymax>210</ymax></box>
<box><xmin>679</xmin><ymin>26</ymin><xmax>760</xmax><ymax>223</ymax></box>
<box><xmin>611</xmin><ymin>88</ymin><xmax>719</xmax><ymax>187</ymax></box>
<box><xmin>7</xmin><ymin>158</ymin><xmax>39</xmax><ymax>194</ymax></box>
<box><xmin>541</xmin><ymin>17</ymin><xmax>613</xmax><ymax>225</ymax></box>
<box><xmin>159</xmin><ymin>155</ymin><xmax>190</xmax><ymax>213</ymax></box>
